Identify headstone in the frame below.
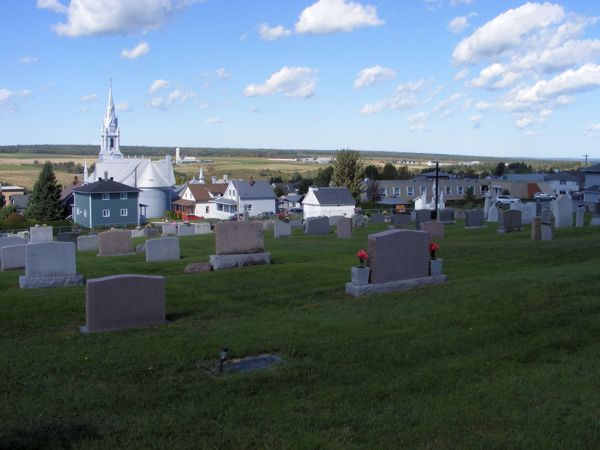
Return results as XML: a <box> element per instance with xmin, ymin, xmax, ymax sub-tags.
<box><xmin>465</xmin><ymin>209</ymin><xmax>484</xmax><ymax>228</ymax></box>
<box><xmin>274</xmin><ymin>221</ymin><xmax>292</xmax><ymax>238</ymax></box>
<box><xmin>215</xmin><ymin>221</ymin><xmax>264</xmax><ymax>255</ymax></box>
<box><xmin>576</xmin><ymin>205</ymin><xmax>585</xmax><ymax>227</ymax></box>
<box><xmin>368</xmin><ymin>229</ymin><xmax>430</xmax><ymax>283</ymax></box>
<box><xmin>146</xmin><ymin>237</ymin><xmax>180</xmax><ymax>262</ymax></box>
<box><xmin>328</xmin><ymin>215</ymin><xmax>345</xmax><ymax>226</ymax></box>
<box><xmin>1</xmin><ymin>244</ymin><xmax>26</xmax><ymax>270</ymax></box>
<box><xmin>437</xmin><ymin>208</ymin><xmax>454</xmax><ymax>223</ymax></box>
<box><xmin>540</xmin><ymin>209</ymin><xmax>554</xmax><ymax>241</ymax></box>
<box><xmin>57</xmin><ymin>232</ymin><xmax>81</xmax><ymax>243</ymax></box>
<box><xmin>454</xmin><ymin>210</ymin><xmax>466</xmax><ymax>220</ymax></box>
<box><xmin>290</xmin><ymin>220</ymin><xmax>304</xmax><ymax>229</ymax></box>
<box><xmin>391</xmin><ymin>214</ymin><xmax>411</xmax><ymax>228</ymax></box>
<box><xmin>498</xmin><ymin>210</ymin><xmax>522</xmax><ymax>233</ymax></box>
<box><xmin>262</xmin><ymin>220</ymin><xmax>274</xmax><ymax>231</ymax></box>
<box><xmin>415</xmin><ymin>209</ymin><xmax>432</xmax><ymax>230</ymax></box>
<box><xmin>131</xmin><ymin>229</ymin><xmax>145</xmax><ymax>238</ymax></box>
<box><xmin>184</xmin><ymin>262</ymin><xmax>212</xmax><ymax>274</ymax></box>
<box><xmin>487</xmin><ymin>204</ymin><xmax>499</xmax><ymax>222</ymax></box>
<box><xmin>17</xmin><ymin>231</ymin><xmax>30</xmax><ymax>241</ymax></box>
<box><xmin>531</xmin><ymin>217</ymin><xmax>541</xmax><ymax>241</ymax></box>
<box><xmin>520</xmin><ymin>203</ymin><xmax>536</xmax><ymax>225</ymax></box>
<box><xmin>551</xmin><ymin>195</ymin><xmax>573</xmax><ymax>228</ymax></box>
<box><xmin>19</xmin><ymin>242</ymin><xmax>84</xmax><ymax>288</ymax></box>
<box><xmin>194</xmin><ymin>223</ymin><xmax>212</xmax><ymax>234</ymax></box>
<box><xmin>177</xmin><ymin>224</ymin><xmax>195</xmax><ymax>236</ymax></box>
<box><xmin>370</xmin><ymin>213</ymin><xmax>385</xmax><ymax>225</ymax></box>
<box><xmin>421</xmin><ymin>220</ymin><xmax>444</xmax><ymax>238</ymax></box>
<box><xmin>77</xmin><ymin>235</ymin><xmax>99</xmax><ymax>252</ymax></box>
<box><xmin>81</xmin><ymin>274</ymin><xmax>166</xmax><ymax>333</ymax></box>
<box><xmin>98</xmin><ymin>229</ymin><xmax>133</xmax><ymax>256</ymax></box>
<box><xmin>144</xmin><ymin>228</ymin><xmax>159</xmax><ymax>237</ymax></box>
<box><xmin>161</xmin><ymin>223</ymin><xmax>177</xmax><ymax>236</ymax></box>
<box><xmin>304</xmin><ymin>217</ymin><xmax>330</xmax><ymax>235</ymax></box>
<box><xmin>591</xmin><ymin>202</ymin><xmax>600</xmax><ymax>226</ymax></box>
<box><xmin>135</xmin><ymin>243</ymin><xmax>145</xmax><ymax>253</ymax></box>
<box><xmin>0</xmin><ymin>236</ymin><xmax>27</xmax><ymax>250</ymax></box>
<box><xmin>351</xmin><ymin>214</ymin><xmax>367</xmax><ymax>228</ymax></box>
<box><xmin>336</xmin><ymin>217</ymin><xmax>352</xmax><ymax>239</ymax></box>
<box><xmin>29</xmin><ymin>226</ymin><xmax>53</xmax><ymax>243</ymax></box>
<box><xmin>410</xmin><ymin>210</ymin><xmax>416</xmax><ymax>222</ymax></box>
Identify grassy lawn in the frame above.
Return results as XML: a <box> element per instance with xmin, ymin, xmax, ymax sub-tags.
<box><xmin>1</xmin><ymin>221</ymin><xmax>600</xmax><ymax>448</ymax></box>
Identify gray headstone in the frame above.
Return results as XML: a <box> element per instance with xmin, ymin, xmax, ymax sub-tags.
<box><xmin>274</xmin><ymin>221</ymin><xmax>292</xmax><ymax>238</ymax></box>
<box><xmin>19</xmin><ymin>242</ymin><xmax>83</xmax><ymax>288</ymax></box>
<box><xmin>29</xmin><ymin>226</ymin><xmax>53</xmax><ymax>243</ymax></box>
<box><xmin>391</xmin><ymin>214</ymin><xmax>411</xmax><ymax>228</ymax></box>
<box><xmin>437</xmin><ymin>208</ymin><xmax>454</xmax><ymax>223</ymax></box>
<box><xmin>146</xmin><ymin>237</ymin><xmax>180</xmax><ymax>262</ymax></box>
<box><xmin>465</xmin><ymin>209</ymin><xmax>484</xmax><ymax>227</ymax></box>
<box><xmin>421</xmin><ymin>220</ymin><xmax>445</xmax><ymax>238</ymax></box>
<box><xmin>131</xmin><ymin>229</ymin><xmax>145</xmax><ymax>238</ymax></box>
<box><xmin>487</xmin><ymin>205</ymin><xmax>499</xmax><ymax>222</ymax></box>
<box><xmin>551</xmin><ymin>195</ymin><xmax>573</xmax><ymax>228</ymax></box>
<box><xmin>576</xmin><ymin>205</ymin><xmax>585</xmax><ymax>227</ymax></box>
<box><xmin>415</xmin><ymin>210</ymin><xmax>432</xmax><ymax>230</ymax></box>
<box><xmin>336</xmin><ymin>217</ymin><xmax>352</xmax><ymax>239</ymax></box>
<box><xmin>144</xmin><ymin>228</ymin><xmax>159</xmax><ymax>237</ymax></box>
<box><xmin>498</xmin><ymin>210</ymin><xmax>522</xmax><ymax>233</ymax></box>
<box><xmin>215</xmin><ymin>221</ymin><xmax>264</xmax><ymax>255</ymax></box>
<box><xmin>209</xmin><ymin>252</ymin><xmax>271</xmax><ymax>270</ymax></box>
<box><xmin>77</xmin><ymin>235</ymin><xmax>99</xmax><ymax>252</ymax></box>
<box><xmin>290</xmin><ymin>220</ymin><xmax>304</xmax><ymax>229</ymax></box>
<box><xmin>184</xmin><ymin>262</ymin><xmax>211</xmax><ymax>274</ymax></box>
<box><xmin>161</xmin><ymin>223</ymin><xmax>177</xmax><ymax>236</ymax></box>
<box><xmin>540</xmin><ymin>209</ymin><xmax>554</xmax><ymax>240</ymax></box>
<box><xmin>81</xmin><ymin>274</ymin><xmax>166</xmax><ymax>333</ymax></box>
<box><xmin>177</xmin><ymin>224</ymin><xmax>195</xmax><ymax>236</ymax></box>
<box><xmin>135</xmin><ymin>243</ymin><xmax>146</xmax><ymax>253</ymax></box>
<box><xmin>1</xmin><ymin>244</ymin><xmax>26</xmax><ymax>270</ymax></box>
<box><xmin>0</xmin><ymin>236</ymin><xmax>27</xmax><ymax>249</ymax></box>
<box><xmin>17</xmin><ymin>231</ymin><xmax>30</xmax><ymax>241</ymax></box>
<box><xmin>328</xmin><ymin>215</ymin><xmax>345</xmax><ymax>226</ymax></box>
<box><xmin>531</xmin><ymin>217</ymin><xmax>541</xmax><ymax>241</ymax></box>
<box><xmin>370</xmin><ymin>213</ymin><xmax>385</xmax><ymax>225</ymax></box>
<box><xmin>194</xmin><ymin>223</ymin><xmax>212</xmax><ymax>234</ymax></box>
<box><xmin>98</xmin><ymin>230</ymin><xmax>133</xmax><ymax>256</ymax></box>
<box><xmin>262</xmin><ymin>220</ymin><xmax>274</xmax><ymax>231</ymax></box>
<box><xmin>367</xmin><ymin>229</ymin><xmax>430</xmax><ymax>284</ymax></box>
<box><xmin>304</xmin><ymin>217</ymin><xmax>330</xmax><ymax>235</ymax></box>
<box><xmin>57</xmin><ymin>232</ymin><xmax>81</xmax><ymax>243</ymax></box>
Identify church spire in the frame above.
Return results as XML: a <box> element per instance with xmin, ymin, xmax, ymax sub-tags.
<box><xmin>99</xmin><ymin>81</ymin><xmax>122</xmax><ymax>160</ymax></box>
<box><xmin>83</xmin><ymin>159</ymin><xmax>89</xmax><ymax>181</ymax></box>
<box><xmin>198</xmin><ymin>164</ymin><xmax>205</xmax><ymax>184</ymax></box>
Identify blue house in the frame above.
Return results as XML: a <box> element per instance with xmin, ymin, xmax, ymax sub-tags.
<box><xmin>72</xmin><ymin>178</ymin><xmax>141</xmax><ymax>228</ymax></box>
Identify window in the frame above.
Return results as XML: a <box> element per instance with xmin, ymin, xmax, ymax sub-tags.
<box><xmin>480</xmin><ymin>185</ymin><xmax>487</xmax><ymax>194</ymax></box>
<box><xmin>120</xmin><ymin>192</ymin><xmax>128</xmax><ymax>200</ymax></box>
<box><xmin>457</xmin><ymin>186</ymin><xmax>464</xmax><ymax>195</ymax></box>
<box><xmin>102</xmin><ymin>193</ymin><xmax>110</xmax><ymax>200</ymax></box>
<box><xmin>205</xmin><ymin>206</ymin><xmax>209</xmax><ymax>214</ymax></box>
<box><xmin>559</xmin><ymin>180</ymin><xmax>566</xmax><ymax>185</ymax></box>
<box><xmin>76</xmin><ymin>207</ymin><xmax>81</xmax><ymax>215</ymax></box>
<box><xmin>419</xmin><ymin>186</ymin><xmax>426</xmax><ymax>195</ymax></box>
<box><xmin>407</xmin><ymin>187</ymin><xmax>414</xmax><ymax>196</ymax></box>
<box><xmin>83</xmin><ymin>210</ymin><xmax>87</xmax><ymax>218</ymax></box>
<box><xmin>102</xmin><ymin>209</ymin><xmax>110</xmax><ymax>218</ymax></box>
<box><xmin>217</xmin><ymin>204</ymin><xmax>223</xmax><ymax>211</ymax></box>
<box><xmin>559</xmin><ymin>190</ymin><xmax>566</xmax><ymax>195</ymax></box>
<box><xmin>247</xmin><ymin>204</ymin><xmax>253</xmax><ymax>211</ymax></box>
<box><xmin>120</xmin><ymin>208</ymin><xmax>128</xmax><ymax>217</ymax></box>
<box><xmin>445</xmin><ymin>186</ymin><xmax>452</xmax><ymax>195</ymax></box>
<box><xmin>380</xmin><ymin>187</ymin><xmax>387</xmax><ymax>196</ymax></box>
<box><xmin>393</xmin><ymin>187</ymin><xmax>400</xmax><ymax>196</ymax></box>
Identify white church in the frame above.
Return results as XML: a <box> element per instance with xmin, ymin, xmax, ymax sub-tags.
<box><xmin>84</xmin><ymin>85</ymin><xmax>176</xmax><ymax>219</ymax></box>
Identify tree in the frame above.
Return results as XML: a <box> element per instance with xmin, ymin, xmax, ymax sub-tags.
<box><xmin>314</xmin><ymin>165</ymin><xmax>334</xmax><ymax>187</ymax></box>
<box><xmin>363</xmin><ymin>164</ymin><xmax>381</xmax><ymax>180</ymax></box>
<box><xmin>494</xmin><ymin>162</ymin><xmax>506</xmax><ymax>176</ymax></box>
<box><xmin>397</xmin><ymin>166</ymin><xmax>412</xmax><ymax>180</ymax></box>
<box><xmin>365</xmin><ymin>179</ymin><xmax>382</xmax><ymax>202</ymax></box>
<box><xmin>331</xmin><ymin>149</ymin><xmax>364</xmax><ymax>199</ymax></box>
<box><xmin>25</xmin><ymin>162</ymin><xmax>63</xmax><ymax>221</ymax></box>
<box><xmin>381</xmin><ymin>163</ymin><xmax>398</xmax><ymax>180</ymax></box>
<box><xmin>0</xmin><ymin>191</ymin><xmax>5</xmax><ymax>209</ymax></box>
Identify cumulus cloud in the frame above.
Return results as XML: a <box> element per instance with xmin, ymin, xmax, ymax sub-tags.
<box><xmin>216</xmin><ymin>68</ymin><xmax>230</xmax><ymax>80</ymax></box>
<box><xmin>115</xmin><ymin>102</ymin><xmax>131</xmax><ymax>111</ymax></box>
<box><xmin>80</xmin><ymin>93</ymin><xmax>97</xmax><ymax>102</ymax></box>
<box><xmin>584</xmin><ymin>122</ymin><xmax>600</xmax><ymax>138</ymax></box>
<box><xmin>360</xmin><ymin>79</ymin><xmax>426</xmax><ymax>114</ymax></box>
<box><xmin>244</xmin><ymin>66</ymin><xmax>318</xmax><ymax>98</ymax></box>
<box><xmin>448</xmin><ymin>15</ymin><xmax>471</xmax><ymax>34</ymax></box>
<box><xmin>407</xmin><ymin>112</ymin><xmax>430</xmax><ymax>131</ymax></box>
<box><xmin>433</xmin><ymin>92</ymin><xmax>462</xmax><ymax>118</ymax></box>
<box><xmin>469</xmin><ymin>114</ymin><xmax>482</xmax><ymax>128</ymax></box>
<box><xmin>454</xmin><ymin>68</ymin><xmax>469</xmax><ymax>80</ymax></box>
<box><xmin>18</xmin><ymin>56</ymin><xmax>39</xmax><ymax>64</ymax></box>
<box><xmin>295</xmin><ymin>0</ymin><xmax>383</xmax><ymax>35</ymax></box>
<box><xmin>206</xmin><ymin>117</ymin><xmax>223</xmax><ymax>124</ymax></box>
<box><xmin>148</xmin><ymin>88</ymin><xmax>196</xmax><ymax>110</ymax></box>
<box><xmin>450</xmin><ymin>0</ymin><xmax>473</xmax><ymax>5</ymax></box>
<box><xmin>148</xmin><ymin>79</ymin><xmax>170</xmax><ymax>94</ymax></box>
<box><xmin>121</xmin><ymin>41</ymin><xmax>150</xmax><ymax>59</ymax></box>
<box><xmin>258</xmin><ymin>23</ymin><xmax>292</xmax><ymax>41</ymax></box>
<box><xmin>39</xmin><ymin>0</ymin><xmax>179</xmax><ymax>37</ymax></box>
<box><xmin>0</xmin><ymin>88</ymin><xmax>33</xmax><ymax>113</ymax></box>
<box><xmin>353</xmin><ymin>65</ymin><xmax>396</xmax><ymax>89</ymax></box>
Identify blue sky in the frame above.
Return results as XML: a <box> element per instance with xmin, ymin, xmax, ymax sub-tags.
<box><xmin>2</xmin><ymin>0</ymin><xmax>600</xmax><ymax>158</ymax></box>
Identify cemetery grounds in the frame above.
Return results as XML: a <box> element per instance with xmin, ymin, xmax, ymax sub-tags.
<box><xmin>1</xmin><ymin>220</ymin><xmax>600</xmax><ymax>448</ymax></box>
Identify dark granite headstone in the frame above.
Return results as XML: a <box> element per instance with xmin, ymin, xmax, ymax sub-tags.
<box><xmin>498</xmin><ymin>210</ymin><xmax>522</xmax><ymax>233</ymax></box>
<box><xmin>465</xmin><ymin>209</ymin><xmax>484</xmax><ymax>227</ymax></box>
<box><xmin>370</xmin><ymin>213</ymin><xmax>385</xmax><ymax>225</ymax></box>
<box><xmin>415</xmin><ymin>209</ymin><xmax>432</xmax><ymax>230</ymax></box>
<box><xmin>391</xmin><ymin>214</ymin><xmax>411</xmax><ymax>227</ymax></box>
<box><xmin>336</xmin><ymin>217</ymin><xmax>352</xmax><ymax>238</ymax></box>
<box><xmin>57</xmin><ymin>232</ymin><xmax>81</xmax><ymax>243</ymax></box>
<box><xmin>437</xmin><ymin>208</ymin><xmax>454</xmax><ymax>223</ymax></box>
<box><xmin>304</xmin><ymin>217</ymin><xmax>330</xmax><ymax>235</ymax></box>
<box><xmin>421</xmin><ymin>220</ymin><xmax>444</xmax><ymax>238</ymax></box>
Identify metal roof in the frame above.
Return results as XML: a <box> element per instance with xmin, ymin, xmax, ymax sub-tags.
<box><xmin>73</xmin><ymin>179</ymin><xmax>140</xmax><ymax>194</ymax></box>
<box><xmin>306</xmin><ymin>187</ymin><xmax>355</xmax><ymax>205</ymax></box>
<box><xmin>230</xmin><ymin>179</ymin><xmax>277</xmax><ymax>199</ymax></box>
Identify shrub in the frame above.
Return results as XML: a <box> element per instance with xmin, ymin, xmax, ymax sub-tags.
<box><xmin>6</xmin><ymin>212</ymin><xmax>26</xmax><ymax>224</ymax></box>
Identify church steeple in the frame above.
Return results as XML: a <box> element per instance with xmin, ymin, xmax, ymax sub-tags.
<box><xmin>99</xmin><ymin>81</ymin><xmax>123</xmax><ymax>161</ymax></box>
<box><xmin>198</xmin><ymin>164</ymin><xmax>205</xmax><ymax>184</ymax></box>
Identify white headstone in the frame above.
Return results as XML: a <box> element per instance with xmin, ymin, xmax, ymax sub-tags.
<box><xmin>487</xmin><ymin>204</ymin><xmax>499</xmax><ymax>222</ymax></box>
<box><xmin>551</xmin><ymin>195</ymin><xmax>573</xmax><ymax>228</ymax></box>
<box><xmin>161</xmin><ymin>223</ymin><xmax>177</xmax><ymax>236</ymax></box>
<box><xmin>29</xmin><ymin>226</ymin><xmax>53</xmax><ymax>243</ymax></box>
<box><xmin>1</xmin><ymin>244</ymin><xmax>26</xmax><ymax>270</ymax></box>
<box><xmin>194</xmin><ymin>223</ymin><xmax>212</xmax><ymax>234</ymax></box>
<box><xmin>77</xmin><ymin>235</ymin><xmax>99</xmax><ymax>252</ymax></box>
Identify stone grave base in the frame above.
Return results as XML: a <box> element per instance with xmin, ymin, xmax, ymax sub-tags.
<box><xmin>497</xmin><ymin>228</ymin><xmax>522</xmax><ymax>234</ymax></box>
<box><xmin>464</xmin><ymin>225</ymin><xmax>486</xmax><ymax>229</ymax></box>
<box><xmin>590</xmin><ymin>217</ymin><xmax>600</xmax><ymax>226</ymax></box>
<box><xmin>210</xmin><ymin>354</ymin><xmax>287</xmax><ymax>375</ymax></box>
<box><xmin>19</xmin><ymin>274</ymin><xmax>84</xmax><ymax>289</ymax></box>
<box><xmin>438</xmin><ymin>221</ymin><xmax>455</xmax><ymax>225</ymax></box>
<box><xmin>97</xmin><ymin>252</ymin><xmax>135</xmax><ymax>257</ymax></box>
<box><xmin>209</xmin><ymin>252</ymin><xmax>271</xmax><ymax>271</ymax></box>
<box><xmin>345</xmin><ymin>274</ymin><xmax>447</xmax><ymax>298</ymax></box>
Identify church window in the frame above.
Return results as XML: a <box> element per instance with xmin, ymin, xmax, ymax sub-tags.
<box><xmin>120</xmin><ymin>209</ymin><xmax>128</xmax><ymax>217</ymax></box>
<box><xmin>102</xmin><ymin>209</ymin><xmax>110</xmax><ymax>218</ymax></box>
<box><xmin>102</xmin><ymin>193</ymin><xmax>110</xmax><ymax>200</ymax></box>
<box><xmin>120</xmin><ymin>193</ymin><xmax>128</xmax><ymax>200</ymax></box>
<box><xmin>110</xmin><ymin>138</ymin><xmax>114</xmax><ymax>149</ymax></box>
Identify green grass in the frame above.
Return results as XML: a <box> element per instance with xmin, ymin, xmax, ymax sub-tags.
<box><xmin>2</xmin><ymin>222</ymin><xmax>600</xmax><ymax>448</ymax></box>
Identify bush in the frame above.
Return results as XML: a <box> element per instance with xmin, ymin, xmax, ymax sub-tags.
<box><xmin>0</xmin><ymin>204</ymin><xmax>17</xmax><ymax>219</ymax></box>
<box><xmin>5</xmin><ymin>212</ymin><xmax>26</xmax><ymax>224</ymax></box>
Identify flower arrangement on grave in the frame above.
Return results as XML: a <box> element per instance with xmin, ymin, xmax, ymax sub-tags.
<box><xmin>144</xmin><ymin>223</ymin><xmax>154</xmax><ymax>229</ymax></box>
<box><xmin>356</xmin><ymin>249</ymin><xmax>369</xmax><ymax>268</ymax></box>
<box><xmin>429</xmin><ymin>242</ymin><xmax>439</xmax><ymax>260</ymax></box>
<box><xmin>277</xmin><ymin>211</ymin><xmax>292</xmax><ymax>223</ymax></box>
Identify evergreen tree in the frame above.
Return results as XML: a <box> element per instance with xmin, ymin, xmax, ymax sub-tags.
<box><xmin>314</xmin><ymin>165</ymin><xmax>334</xmax><ymax>187</ymax></box>
<box><xmin>365</xmin><ymin>179</ymin><xmax>382</xmax><ymax>202</ymax></box>
<box><xmin>26</xmin><ymin>162</ymin><xmax>63</xmax><ymax>221</ymax></box>
<box><xmin>331</xmin><ymin>149</ymin><xmax>364</xmax><ymax>199</ymax></box>
<box><xmin>494</xmin><ymin>162</ymin><xmax>506</xmax><ymax>176</ymax></box>
<box><xmin>381</xmin><ymin>163</ymin><xmax>398</xmax><ymax>179</ymax></box>
<box><xmin>364</xmin><ymin>164</ymin><xmax>381</xmax><ymax>180</ymax></box>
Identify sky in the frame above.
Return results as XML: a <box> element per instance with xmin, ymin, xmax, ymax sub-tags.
<box><xmin>2</xmin><ymin>0</ymin><xmax>600</xmax><ymax>159</ymax></box>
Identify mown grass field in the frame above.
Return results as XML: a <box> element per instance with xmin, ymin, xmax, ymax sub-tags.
<box><xmin>1</xmin><ymin>220</ymin><xmax>600</xmax><ymax>448</ymax></box>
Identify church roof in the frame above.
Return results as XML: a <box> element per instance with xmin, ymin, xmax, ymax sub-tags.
<box><xmin>73</xmin><ymin>178</ymin><xmax>140</xmax><ymax>194</ymax></box>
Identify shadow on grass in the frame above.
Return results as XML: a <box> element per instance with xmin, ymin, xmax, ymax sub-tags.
<box><xmin>0</xmin><ymin>420</ymin><xmax>100</xmax><ymax>449</ymax></box>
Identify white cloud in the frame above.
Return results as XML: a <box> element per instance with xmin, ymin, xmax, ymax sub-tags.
<box><xmin>407</xmin><ymin>112</ymin><xmax>430</xmax><ymax>131</ymax></box>
<box><xmin>168</xmin><ymin>88</ymin><xmax>196</xmax><ymax>104</ymax></box>
<box><xmin>148</xmin><ymin>79</ymin><xmax>170</xmax><ymax>94</ymax></box>
<box><xmin>42</xmin><ymin>0</ymin><xmax>178</xmax><ymax>37</ymax></box>
<box><xmin>448</xmin><ymin>15</ymin><xmax>470</xmax><ymax>34</ymax></box>
<box><xmin>584</xmin><ymin>122</ymin><xmax>600</xmax><ymax>138</ymax></box>
<box><xmin>206</xmin><ymin>117</ymin><xmax>223</xmax><ymax>124</ymax></box>
<box><xmin>452</xmin><ymin>3</ymin><xmax>564</xmax><ymax>65</ymax></box>
<box><xmin>258</xmin><ymin>23</ymin><xmax>292</xmax><ymax>41</ymax></box>
<box><xmin>148</xmin><ymin>97</ymin><xmax>166</xmax><ymax>110</ymax></box>
<box><xmin>115</xmin><ymin>102</ymin><xmax>131</xmax><ymax>111</ymax></box>
<box><xmin>216</xmin><ymin>68</ymin><xmax>230</xmax><ymax>80</ymax></box>
<box><xmin>295</xmin><ymin>0</ymin><xmax>383</xmax><ymax>35</ymax></box>
<box><xmin>474</xmin><ymin>100</ymin><xmax>493</xmax><ymax>111</ymax></box>
<box><xmin>433</xmin><ymin>92</ymin><xmax>462</xmax><ymax>118</ymax></box>
<box><xmin>469</xmin><ymin>114</ymin><xmax>482</xmax><ymax>128</ymax></box>
<box><xmin>450</xmin><ymin>0</ymin><xmax>473</xmax><ymax>5</ymax></box>
<box><xmin>244</xmin><ymin>66</ymin><xmax>318</xmax><ymax>98</ymax></box>
<box><xmin>353</xmin><ymin>65</ymin><xmax>396</xmax><ymax>89</ymax></box>
<box><xmin>80</xmin><ymin>93</ymin><xmax>97</xmax><ymax>102</ymax></box>
<box><xmin>36</xmin><ymin>0</ymin><xmax>67</xmax><ymax>13</ymax></box>
<box><xmin>525</xmin><ymin>130</ymin><xmax>540</xmax><ymax>136</ymax></box>
<box><xmin>0</xmin><ymin>88</ymin><xmax>33</xmax><ymax>113</ymax></box>
<box><xmin>360</xmin><ymin>79</ymin><xmax>427</xmax><ymax>114</ymax></box>
<box><xmin>121</xmin><ymin>41</ymin><xmax>150</xmax><ymax>59</ymax></box>
<box><xmin>18</xmin><ymin>56</ymin><xmax>39</xmax><ymax>64</ymax></box>
<box><xmin>454</xmin><ymin>68</ymin><xmax>469</xmax><ymax>81</ymax></box>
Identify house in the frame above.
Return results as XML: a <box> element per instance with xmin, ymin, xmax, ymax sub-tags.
<box><xmin>59</xmin><ymin>176</ymin><xmax>83</xmax><ymax>218</ymax></box>
<box><xmin>278</xmin><ymin>194</ymin><xmax>304</xmax><ymax>212</ymax></box>
<box><xmin>544</xmin><ymin>171</ymin><xmax>582</xmax><ymax>196</ymax></box>
<box><xmin>582</xmin><ymin>163</ymin><xmax>600</xmax><ymax>204</ymax></box>
<box><xmin>0</xmin><ymin>185</ymin><xmax>26</xmax><ymax>205</ymax></box>
<box><xmin>302</xmin><ymin>187</ymin><xmax>355</xmax><ymax>219</ymax></box>
<box><xmin>72</xmin><ymin>178</ymin><xmax>141</xmax><ymax>228</ymax></box>
<box><xmin>172</xmin><ymin>183</ymin><xmax>228</xmax><ymax>219</ymax></box>
<box><xmin>372</xmin><ymin>177</ymin><xmax>485</xmax><ymax>203</ymax></box>
<box><xmin>212</xmin><ymin>179</ymin><xmax>277</xmax><ymax>220</ymax></box>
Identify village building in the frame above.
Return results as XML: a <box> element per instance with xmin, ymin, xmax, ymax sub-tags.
<box><xmin>212</xmin><ymin>179</ymin><xmax>277</xmax><ymax>220</ymax></box>
<box><xmin>173</xmin><ymin>183</ymin><xmax>228</xmax><ymax>219</ymax></box>
<box><xmin>302</xmin><ymin>187</ymin><xmax>355</xmax><ymax>218</ymax></box>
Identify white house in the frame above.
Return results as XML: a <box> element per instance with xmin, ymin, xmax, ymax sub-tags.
<box><xmin>213</xmin><ymin>179</ymin><xmax>277</xmax><ymax>220</ymax></box>
<box><xmin>582</xmin><ymin>163</ymin><xmax>600</xmax><ymax>204</ymax></box>
<box><xmin>544</xmin><ymin>172</ymin><xmax>582</xmax><ymax>196</ymax></box>
<box><xmin>302</xmin><ymin>187</ymin><xmax>356</xmax><ymax>219</ymax></box>
<box><xmin>173</xmin><ymin>183</ymin><xmax>228</xmax><ymax>219</ymax></box>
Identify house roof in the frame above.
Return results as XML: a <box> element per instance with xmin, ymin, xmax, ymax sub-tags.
<box><xmin>496</xmin><ymin>174</ymin><xmax>547</xmax><ymax>182</ymax></box>
<box><xmin>73</xmin><ymin>178</ymin><xmax>140</xmax><ymax>194</ymax></box>
<box><xmin>544</xmin><ymin>172</ymin><xmax>580</xmax><ymax>182</ymax></box>
<box><xmin>231</xmin><ymin>179</ymin><xmax>277</xmax><ymax>199</ymax></box>
<box><xmin>60</xmin><ymin>181</ymin><xmax>83</xmax><ymax>201</ymax></box>
<box><xmin>305</xmin><ymin>187</ymin><xmax>355</xmax><ymax>205</ymax></box>
<box><xmin>582</xmin><ymin>163</ymin><xmax>600</xmax><ymax>172</ymax></box>
<box><xmin>583</xmin><ymin>185</ymin><xmax>600</xmax><ymax>192</ymax></box>
<box><xmin>186</xmin><ymin>183</ymin><xmax>227</xmax><ymax>202</ymax></box>
<box><xmin>11</xmin><ymin>194</ymin><xmax>30</xmax><ymax>209</ymax></box>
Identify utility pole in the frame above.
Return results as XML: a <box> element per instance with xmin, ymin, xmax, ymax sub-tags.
<box><xmin>434</xmin><ymin>161</ymin><xmax>439</xmax><ymax>220</ymax></box>
<box><xmin>583</xmin><ymin>154</ymin><xmax>589</xmax><ymax>167</ymax></box>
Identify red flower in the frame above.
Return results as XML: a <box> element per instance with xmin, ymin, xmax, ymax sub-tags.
<box><xmin>356</xmin><ymin>249</ymin><xmax>369</xmax><ymax>268</ymax></box>
<box><xmin>429</xmin><ymin>242</ymin><xmax>439</xmax><ymax>259</ymax></box>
